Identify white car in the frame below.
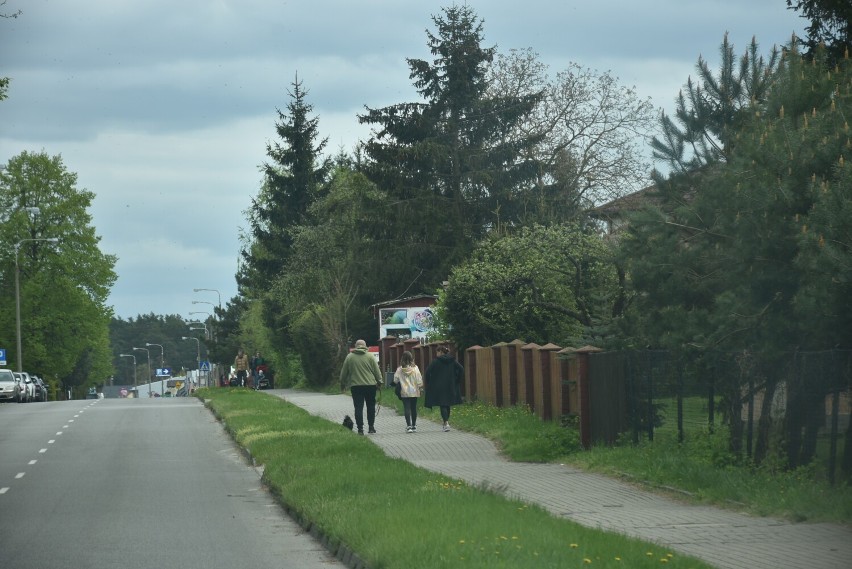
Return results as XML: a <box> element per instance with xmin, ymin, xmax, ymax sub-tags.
<box><xmin>0</xmin><ymin>369</ymin><xmax>22</xmax><ymax>402</ymax></box>
<box><xmin>14</xmin><ymin>372</ymin><xmax>36</xmax><ymax>403</ymax></box>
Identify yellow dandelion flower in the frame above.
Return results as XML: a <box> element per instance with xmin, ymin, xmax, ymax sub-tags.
<box><xmin>615</xmin><ymin>557</ymin><xmax>622</xmax><ymax>562</ymax></box>
<box><xmin>660</xmin><ymin>559</ymin><xmax>669</xmax><ymax>564</ymax></box>
<box><xmin>647</xmin><ymin>552</ymin><xmax>654</xmax><ymax>557</ymax></box>
<box><xmin>459</xmin><ymin>540</ymin><xmax>465</xmax><ymax>544</ymax></box>
<box><xmin>583</xmin><ymin>558</ymin><xmax>592</xmax><ymax>564</ymax></box>
<box><xmin>512</xmin><ymin>536</ymin><xmax>519</xmax><ymax>540</ymax></box>
<box><xmin>667</xmin><ymin>553</ymin><xmax>674</xmax><ymax>558</ymax></box>
<box><xmin>570</xmin><ymin>543</ymin><xmax>579</xmax><ymax>548</ymax></box>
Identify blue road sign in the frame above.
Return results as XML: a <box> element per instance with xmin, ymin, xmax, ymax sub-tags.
<box><xmin>199</xmin><ymin>361</ymin><xmax>210</xmax><ymax>372</ymax></box>
<box><xmin>0</xmin><ymin>348</ymin><xmax>6</xmax><ymax>365</ymax></box>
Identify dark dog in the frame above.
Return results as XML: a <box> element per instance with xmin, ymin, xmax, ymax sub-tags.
<box><xmin>342</xmin><ymin>415</ymin><xmax>354</xmax><ymax>431</ymax></box>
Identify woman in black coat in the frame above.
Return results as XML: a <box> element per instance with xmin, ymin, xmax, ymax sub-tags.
<box><xmin>424</xmin><ymin>345</ymin><xmax>463</xmax><ymax>432</ymax></box>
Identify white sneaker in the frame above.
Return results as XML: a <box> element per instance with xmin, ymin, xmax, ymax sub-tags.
<box><xmin>406</xmin><ymin>426</ymin><xmax>413</xmax><ymax>433</ymax></box>
<box><xmin>442</xmin><ymin>423</ymin><xmax>450</xmax><ymax>432</ymax></box>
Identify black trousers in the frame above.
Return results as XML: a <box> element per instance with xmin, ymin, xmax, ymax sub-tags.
<box><xmin>402</xmin><ymin>397</ymin><xmax>418</xmax><ymax>426</ymax></box>
<box><xmin>350</xmin><ymin>385</ymin><xmax>377</xmax><ymax>431</ymax></box>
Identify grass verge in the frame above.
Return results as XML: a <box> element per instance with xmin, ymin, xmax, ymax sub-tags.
<box><xmin>200</xmin><ymin>388</ymin><xmax>713</xmax><ymax>569</ymax></box>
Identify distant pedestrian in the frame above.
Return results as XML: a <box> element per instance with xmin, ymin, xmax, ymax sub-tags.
<box><xmin>234</xmin><ymin>348</ymin><xmax>249</xmax><ymax>387</ymax></box>
<box><xmin>250</xmin><ymin>351</ymin><xmax>265</xmax><ymax>390</ymax></box>
<box><xmin>393</xmin><ymin>351</ymin><xmax>423</xmax><ymax>433</ymax></box>
<box><xmin>339</xmin><ymin>339</ymin><xmax>382</xmax><ymax>435</ymax></box>
<box><xmin>424</xmin><ymin>345</ymin><xmax>463</xmax><ymax>432</ymax></box>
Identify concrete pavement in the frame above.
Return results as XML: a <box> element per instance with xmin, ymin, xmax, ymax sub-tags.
<box><xmin>267</xmin><ymin>388</ymin><xmax>851</xmax><ymax>569</ymax></box>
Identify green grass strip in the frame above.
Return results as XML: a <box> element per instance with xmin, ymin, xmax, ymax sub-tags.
<box><xmin>200</xmin><ymin>388</ymin><xmax>713</xmax><ymax>569</ymax></box>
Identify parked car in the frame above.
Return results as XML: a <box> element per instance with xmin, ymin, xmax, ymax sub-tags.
<box><xmin>31</xmin><ymin>375</ymin><xmax>48</xmax><ymax>402</ymax></box>
<box><xmin>0</xmin><ymin>368</ymin><xmax>22</xmax><ymax>402</ymax></box>
<box><xmin>14</xmin><ymin>372</ymin><xmax>36</xmax><ymax>403</ymax></box>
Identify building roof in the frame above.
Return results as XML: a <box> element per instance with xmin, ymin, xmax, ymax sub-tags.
<box><xmin>371</xmin><ymin>294</ymin><xmax>438</xmax><ymax>312</ymax></box>
<box><xmin>589</xmin><ymin>183</ymin><xmax>660</xmax><ymax>218</ymax></box>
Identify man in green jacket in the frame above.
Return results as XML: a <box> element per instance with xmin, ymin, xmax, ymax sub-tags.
<box><xmin>339</xmin><ymin>339</ymin><xmax>382</xmax><ymax>435</ymax></box>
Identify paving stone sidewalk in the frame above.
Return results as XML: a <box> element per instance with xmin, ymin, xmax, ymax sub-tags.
<box><xmin>269</xmin><ymin>389</ymin><xmax>851</xmax><ymax>569</ymax></box>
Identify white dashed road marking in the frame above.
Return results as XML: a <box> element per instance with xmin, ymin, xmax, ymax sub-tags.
<box><xmin>2</xmin><ymin>403</ymin><xmax>97</xmax><ymax>498</ymax></box>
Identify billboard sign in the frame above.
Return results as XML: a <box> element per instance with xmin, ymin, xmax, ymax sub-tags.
<box><xmin>379</xmin><ymin>307</ymin><xmax>435</xmax><ymax>340</ymax></box>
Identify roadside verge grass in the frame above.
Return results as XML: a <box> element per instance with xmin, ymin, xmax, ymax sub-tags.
<box><xmin>199</xmin><ymin>388</ymin><xmax>713</xmax><ymax>569</ymax></box>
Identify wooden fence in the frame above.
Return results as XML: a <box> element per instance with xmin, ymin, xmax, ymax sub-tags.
<box><xmin>380</xmin><ymin>337</ymin><xmax>600</xmax><ymax>448</ymax></box>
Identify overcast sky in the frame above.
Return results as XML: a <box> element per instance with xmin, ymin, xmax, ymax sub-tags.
<box><xmin>0</xmin><ymin>0</ymin><xmax>805</xmax><ymax>320</ymax></box>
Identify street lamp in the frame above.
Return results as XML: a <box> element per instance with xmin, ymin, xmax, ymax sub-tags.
<box><xmin>118</xmin><ymin>353</ymin><xmax>137</xmax><ymax>388</ymax></box>
<box><xmin>193</xmin><ymin>288</ymin><xmax>221</xmax><ymax>309</ymax></box>
<box><xmin>192</xmin><ymin>289</ymin><xmax>221</xmax><ymax>379</ymax></box>
<box><xmin>145</xmin><ymin>342</ymin><xmax>165</xmax><ymax>396</ymax></box>
<box><xmin>15</xmin><ymin>236</ymin><xmax>59</xmax><ymax>372</ymax></box>
<box><xmin>189</xmin><ymin>324</ymin><xmax>209</xmax><ymax>340</ymax></box>
<box><xmin>145</xmin><ymin>343</ymin><xmax>164</xmax><ymax>368</ymax></box>
<box><xmin>132</xmin><ymin>347</ymin><xmax>151</xmax><ymax>397</ymax></box>
<box><xmin>182</xmin><ymin>336</ymin><xmax>200</xmax><ymax>387</ymax></box>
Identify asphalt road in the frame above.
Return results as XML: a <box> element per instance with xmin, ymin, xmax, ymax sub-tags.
<box><xmin>0</xmin><ymin>398</ymin><xmax>344</xmax><ymax>569</ymax></box>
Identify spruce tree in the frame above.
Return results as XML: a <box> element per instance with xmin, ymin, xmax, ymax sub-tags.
<box><xmin>359</xmin><ymin>5</ymin><xmax>542</xmax><ymax>294</ymax></box>
<box><xmin>240</xmin><ymin>77</ymin><xmax>331</xmax><ymax>351</ymax></box>
<box><xmin>241</xmin><ymin>76</ymin><xmax>331</xmax><ymax>294</ymax></box>
<box><xmin>787</xmin><ymin>0</ymin><xmax>852</xmax><ymax>65</ymax></box>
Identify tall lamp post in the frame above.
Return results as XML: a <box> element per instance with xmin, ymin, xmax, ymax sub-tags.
<box><xmin>182</xmin><ymin>336</ymin><xmax>200</xmax><ymax>388</ymax></box>
<box><xmin>118</xmin><ymin>353</ymin><xmax>137</xmax><ymax>389</ymax></box>
<box><xmin>145</xmin><ymin>342</ymin><xmax>164</xmax><ymax>369</ymax></box>
<box><xmin>132</xmin><ymin>347</ymin><xmax>151</xmax><ymax>397</ymax></box>
<box><xmin>145</xmin><ymin>343</ymin><xmax>164</xmax><ymax>395</ymax></box>
<box><xmin>193</xmin><ymin>289</ymin><xmax>221</xmax><ymax>383</ymax></box>
<box><xmin>15</xmin><ymin>236</ymin><xmax>60</xmax><ymax>372</ymax></box>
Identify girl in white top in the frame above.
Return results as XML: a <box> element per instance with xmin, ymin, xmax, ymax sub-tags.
<box><xmin>393</xmin><ymin>351</ymin><xmax>424</xmax><ymax>433</ymax></box>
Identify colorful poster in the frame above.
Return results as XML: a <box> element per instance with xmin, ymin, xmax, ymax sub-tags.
<box><xmin>379</xmin><ymin>307</ymin><xmax>435</xmax><ymax>340</ymax></box>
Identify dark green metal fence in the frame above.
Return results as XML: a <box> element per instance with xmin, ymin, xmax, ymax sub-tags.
<box><xmin>587</xmin><ymin>349</ymin><xmax>851</xmax><ymax>484</ymax></box>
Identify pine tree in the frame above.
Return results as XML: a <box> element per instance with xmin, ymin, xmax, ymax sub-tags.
<box><xmin>621</xmin><ymin>39</ymin><xmax>852</xmax><ymax>469</ymax></box>
<box><xmin>650</xmin><ymin>34</ymin><xmax>779</xmax><ymax>175</ymax></box>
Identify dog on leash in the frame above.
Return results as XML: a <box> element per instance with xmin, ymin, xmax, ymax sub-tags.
<box><xmin>342</xmin><ymin>415</ymin><xmax>354</xmax><ymax>431</ymax></box>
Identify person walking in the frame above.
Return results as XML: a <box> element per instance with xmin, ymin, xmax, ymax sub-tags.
<box><xmin>424</xmin><ymin>344</ymin><xmax>463</xmax><ymax>432</ymax></box>
<box><xmin>393</xmin><ymin>351</ymin><xmax>424</xmax><ymax>433</ymax></box>
<box><xmin>339</xmin><ymin>339</ymin><xmax>382</xmax><ymax>435</ymax></box>
<box><xmin>234</xmin><ymin>348</ymin><xmax>250</xmax><ymax>387</ymax></box>
<box><xmin>250</xmin><ymin>351</ymin><xmax>265</xmax><ymax>390</ymax></box>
